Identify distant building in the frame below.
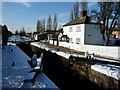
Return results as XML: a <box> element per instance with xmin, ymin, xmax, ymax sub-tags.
<box><xmin>111</xmin><ymin>27</ymin><xmax>120</xmax><ymax>40</ymax></box>
<box><xmin>33</xmin><ymin>32</ymin><xmax>47</xmax><ymax>41</ymax></box>
<box><xmin>63</xmin><ymin>10</ymin><xmax>104</xmax><ymax>45</ymax></box>
<box><xmin>46</xmin><ymin>29</ymin><xmax>63</xmax><ymax>45</ymax></box>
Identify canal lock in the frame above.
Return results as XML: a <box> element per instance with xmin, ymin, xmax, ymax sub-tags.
<box><xmin>17</xmin><ymin>43</ymin><xmax>119</xmax><ymax>89</ymax></box>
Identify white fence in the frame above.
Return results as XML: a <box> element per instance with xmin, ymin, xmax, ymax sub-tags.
<box><xmin>49</xmin><ymin>40</ymin><xmax>120</xmax><ymax>60</ymax></box>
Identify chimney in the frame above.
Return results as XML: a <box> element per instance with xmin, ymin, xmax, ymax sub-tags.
<box><xmin>80</xmin><ymin>10</ymin><xmax>87</xmax><ymax>17</ymax></box>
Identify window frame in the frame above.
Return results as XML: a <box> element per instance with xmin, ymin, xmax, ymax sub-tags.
<box><xmin>69</xmin><ymin>38</ymin><xmax>73</xmax><ymax>43</ymax></box>
<box><xmin>76</xmin><ymin>26</ymin><xmax>81</xmax><ymax>32</ymax></box>
<box><xmin>76</xmin><ymin>38</ymin><xmax>80</xmax><ymax>44</ymax></box>
<box><xmin>69</xmin><ymin>27</ymin><xmax>73</xmax><ymax>32</ymax></box>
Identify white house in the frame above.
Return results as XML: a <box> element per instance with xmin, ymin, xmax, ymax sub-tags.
<box><xmin>63</xmin><ymin>11</ymin><xmax>104</xmax><ymax>45</ymax></box>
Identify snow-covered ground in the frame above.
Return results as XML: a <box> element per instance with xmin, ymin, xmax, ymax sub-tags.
<box><xmin>32</xmin><ymin>72</ymin><xmax>58</xmax><ymax>88</ymax></box>
<box><xmin>31</xmin><ymin>42</ymin><xmax>120</xmax><ymax>62</ymax></box>
<box><xmin>20</xmin><ymin>72</ymin><xmax>58</xmax><ymax>88</ymax></box>
<box><xmin>31</xmin><ymin>42</ymin><xmax>120</xmax><ymax>81</ymax></box>
<box><xmin>2</xmin><ymin>44</ymin><xmax>31</xmax><ymax>88</ymax></box>
<box><xmin>2</xmin><ymin>43</ymin><xmax>58</xmax><ymax>88</ymax></box>
<box><xmin>91</xmin><ymin>63</ymin><xmax>120</xmax><ymax>80</ymax></box>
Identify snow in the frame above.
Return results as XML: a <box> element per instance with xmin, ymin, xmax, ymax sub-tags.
<box><xmin>31</xmin><ymin>42</ymin><xmax>120</xmax><ymax>81</ymax></box>
<box><xmin>33</xmin><ymin>72</ymin><xmax>58</xmax><ymax>88</ymax></box>
<box><xmin>2</xmin><ymin>43</ymin><xmax>58</xmax><ymax>88</ymax></box>
<box><xmin>31</xmin><ymin>42</ymin><xmax>72</xmax><ymax>59</ymax></box>
<box><xmin>94</xmin><ymin>57</ymin><xmax>120</xmax><ymax>63</ymax></box>
<box><xmin>56</xmin><ymin>51</ymin><xmax>70</xmax><ymax>59</ymax></box>
<box><xmin>91</xmin><ymin>63</ymin><xmax>120</xmax><ymax>80</ymax></box>
<box><xmin>2</xmin><ymin>44</ymin><xmax>32</xmax><ymax>88</ymax></box>
<box><xmin>24</xmin><ymin>72</ymin><xmax>36</xmax><ymax>81</ymax></box>
<box><xmin>31</xmin><ymin>42</ymin><xmax>120</xmax><ymax>62</ymax></box>
<box><xmin>37</xmin><ymin>52</ymin><xmax>43</xmax><ymax>66</ymax></box>
<box><xmin>21</xmin><ymin>72</ymin><xmax>58</xmax><ymax>88</ymax></box>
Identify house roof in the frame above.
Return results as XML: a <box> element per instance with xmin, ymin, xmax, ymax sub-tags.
<box><xmin>63</xmin><ymin>16</ymin><xmax>100</xmax><ymax>27</ymax></box>
<box><xmin>61</xmin><ymin>35</ymin><xmax>69</xmax><ymax>38</ymax></box>
<box><xmin>113</xmin><ymin>27</ymin><xmax>120</xmax><ymax>31</ymax></box>
<box><xmin>63</xmin><ymin>16</ymin><xmax>90</xmax><ymax>27</ymax></box>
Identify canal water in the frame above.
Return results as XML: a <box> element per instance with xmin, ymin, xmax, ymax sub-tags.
<box><xmin>17</xmin><ymin>43</ymin><xmax>101</xmax><ymax>89</ymax></box>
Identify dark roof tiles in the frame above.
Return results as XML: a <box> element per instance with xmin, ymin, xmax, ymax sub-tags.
<box><xmin>63</xmin><ymin>16</ymin><xmax>99</xmax><ymax>27</ymax></box>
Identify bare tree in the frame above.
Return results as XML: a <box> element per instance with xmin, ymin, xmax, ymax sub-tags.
<box><xmin>117</xmin><ymin>16</ymin><xmax>120</xmax><ymax>27</ymax></box>
<box><xmin>91</xmin><ymin>2</ymin><xmax>120</xmax><ymax>46</ymax></box>
<box><xmin>46</xmin><ymin>15</ymin><xmax>52</xmax><ymax>31</ymax></box>
<box><xmin>53</xmin><ymin>14</ymin><xmax>58</xmax><ymax>31</ymax></box>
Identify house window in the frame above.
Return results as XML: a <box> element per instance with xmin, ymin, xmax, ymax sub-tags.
<box><xmin>69</xmin><ymin>27</ymin><xmax>73</xmax><ymax>32</ymax></box>
<box><xmin>69</xmin><ymin>38</ymin><xmax>73</xmax><ymax>43</ymax></box>
<box><xmin>76</xmin><ymin>38</ymin><xmax>80</xmax><ymax>44</ymax></box>
<box><xmin>76</xmin><ymin>26</ymin><xmax>81</xmax><ymax>32</ymax></box>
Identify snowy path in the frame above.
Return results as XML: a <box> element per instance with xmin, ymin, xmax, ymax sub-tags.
<box><xmin>2</xmin><ymin>44</ymin><xmax>31</xmax><ymax>88</ymax></box>
<box><xmin>2</xmin><ymin>45</ymin><xmax>31</xmax><ymax>88</ymax></box>
<box><xmin>2</xmin><ymin>44</ymin><xmax>58</xmax><ymax>89</ymax></box>
<box><xmin>30</xmin><ymin>42</ymin><xmax>120</xmax><ymax>62</ymax></box>
<box><xmin>32</xmin><ymin>72</ymin><xmax>58</xmax><ymax>88</ymax></box>
<box><xmin>31</xmin><ymin>42</ymin><xmax>120</xmax><ymax>81</ymax></box>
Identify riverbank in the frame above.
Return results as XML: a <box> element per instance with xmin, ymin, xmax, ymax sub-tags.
<box><xmin>30</xmin><ymin>42</ymin><xmax>120</xmax><ymax>89</ymax></box>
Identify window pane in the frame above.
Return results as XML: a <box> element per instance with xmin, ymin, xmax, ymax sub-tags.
<box><xmin>76</xmin><ymin>26</ymin><xmax>81</xmax><ymax>32</ymax></box>
<box><xmin>76</xmin><ymin>38</ymin><xmax>80</xmax><ymax>44</ymax></box>
<box><xmin>69</xmin><ymin>27</ymin><xmax>73</xmax><ymax>32</ymax></box>
<box><xmin>69</xmin><ymin>38</ymin><xmax>72</xmax><ymax>43</ymax></box>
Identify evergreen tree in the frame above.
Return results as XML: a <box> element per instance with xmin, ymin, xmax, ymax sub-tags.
<box><xmin>73</xmin><ymin>2</ymin><xmax>79</xmax><ymax>19</ymax></box>
<box><xmin>80</xmin><ymin>1</ymin><xmax>88</xmax><ymax>11</ymax></box>
<box><xmin>46</xmin><ymin>15</ymin><xmax>52</xmax><ymax>31</ymax></box>
<box><xmin>70</xmin><ymin>9</ymin><xmax>74</xmax><ymax>21</ymax></box>
<box><xmin>43</xmin><ymin>19</ymin><xmax>45</xmax><ymax>32</ymax></box>
<box><xmin>15</xmin><ymin>30</ymin><xmax>19</xmax><ymax>35</ymax></box>
<box><xmin>2</xmin><ymin>25</ymin><xmax>12</xmax><ymax>45</ymax></box>
<box><xmin>53</xmin><ymin>14</ymin><xmax>58</xmax><ymax>31</ymax></box>
<box><xmin>36</xmin><ymin>20</ymin><xmax>41</xmax><ymax>33</ymax></box>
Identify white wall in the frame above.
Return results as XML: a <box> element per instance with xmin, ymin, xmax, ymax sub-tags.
<box><xmin>34</xmin><ymin>35</ymin><xmax>38</xmax><ymax>40</ymax></box>
<box><xmin>63</xmin><ymin>24</ymin><xmax>85</xmax><ymax>44</ymax></box>
<box><xmin>85</xmin><ymin>24</ymin><xmax>103</xmax><ymax>45</ymax></box>
<box><xmin>49</xmin><ymin>41</ymin><xmax>120</xmax><ymax>60</ymax></box>
<box><xmin>63</xmin><ymin>24</ymin><xmax>104</xmax><ymax>45</ymax></box>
